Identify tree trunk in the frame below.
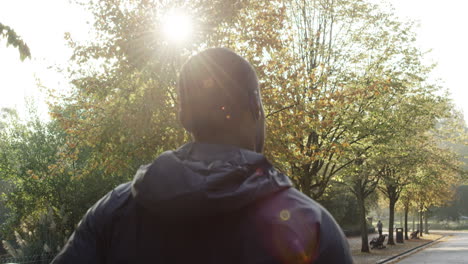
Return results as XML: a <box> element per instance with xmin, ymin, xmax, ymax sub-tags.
<box><xmin>404</xmin><ymin>203</ymin><xmax>409</xmax><ymax>240</ymax></box>
<box><xmin>424</xmin><ymin>211</ymin><xmax>429</xmax><ymax>234</ymax></box>
<box><xmin>301</xmin><ymin>169</ymin><xmax>313</xmax><ymax>198</ymax></box>
<box><xmin>387</xmin><ymin>199</ymin><xmax>396</xmax><ymax>245</ymax></box>
<box><xmin>419</xmin><ymin>209</ymin><xmax>423</xmax><ymax>237</ymax></box>
<box><xmin>357</xmin><ymin>191</ymin><xmax>370</xmax><ymax>252</ymax></box>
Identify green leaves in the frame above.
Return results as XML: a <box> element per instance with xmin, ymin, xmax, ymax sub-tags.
<box><xmin>2</xmin><ymin>1</ymin><xmax>466</xmax><ymax>255</ymax></box>
<box><xmin>0</xmin><ymin>23</ymin><xmax>31</xmax><ymax>61</ymax></box>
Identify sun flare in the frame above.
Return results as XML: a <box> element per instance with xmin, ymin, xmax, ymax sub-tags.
<box><xmin>162</xmin><ymin>11</ymin><xmax>192</xmax><ymax>43</ymax></box>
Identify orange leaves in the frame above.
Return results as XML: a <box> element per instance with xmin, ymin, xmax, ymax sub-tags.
<box><xmin>26</xmin><ymin>170</ymin><xmax>39</xmax><ymax>180</ymax></box>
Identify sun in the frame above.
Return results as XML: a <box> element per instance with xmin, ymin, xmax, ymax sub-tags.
<box><xmin>162</xmin><ymin>10</ymin><xmax>192</xmax><ymax>43</ymax></box>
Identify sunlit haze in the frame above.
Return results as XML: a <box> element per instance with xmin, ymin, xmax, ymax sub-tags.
<box><xmin>385</xmin><ymin>0</ymin><xmax>468</xmax><ymax>123</ymax></box>
<box><xmin>0</xmin><ymin>0</ymin><xmax>91</xmax><ymax>119</ymax></box>
<box><xmin>0</xmin><ymin>0</ymin><xmax>467</xmax><ymax>124</ymax></box>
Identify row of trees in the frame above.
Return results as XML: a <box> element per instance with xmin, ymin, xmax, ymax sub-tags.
<box><xmin>1</xmin><ymin>0</ymin><xmax>466</xmax><ymax>257</ymax></box>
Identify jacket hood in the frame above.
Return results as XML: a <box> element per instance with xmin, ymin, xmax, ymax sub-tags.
<box><xmin>131</xmin><ymin>142</ymin><xmax>292</xmax><ymax>219</ymax></box>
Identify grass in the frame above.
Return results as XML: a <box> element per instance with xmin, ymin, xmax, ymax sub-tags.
<box><xmin>428</xmin><ymin>220</ymin><xmax>468</xmax><ymax>230</ymax></box>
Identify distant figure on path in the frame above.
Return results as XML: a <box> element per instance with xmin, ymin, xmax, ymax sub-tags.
<box><xmin>51</xmin><ymin>48</ymin><xmax>352</xmax><ymax>264</ymax></box>
<box><xmin>377</xmin><ymin>220</ymin><xmax>383</xmax><ymax>236</ymax></box>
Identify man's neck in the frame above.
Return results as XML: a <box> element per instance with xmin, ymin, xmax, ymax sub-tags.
<box><xmin>193</xmin><ymin>135</ymin><xmax>254</xmax><ymax>151</ymax></box>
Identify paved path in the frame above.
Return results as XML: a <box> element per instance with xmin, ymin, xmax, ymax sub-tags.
<box><xmin>397</xmin><ymin>231</ymin><xmax>468</xmax><ymax>263</ymax></box>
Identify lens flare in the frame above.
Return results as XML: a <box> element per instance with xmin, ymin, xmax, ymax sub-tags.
<box><xmin>162</xmin><ymin>10</ymin><xmax>192</xmax><ymax>43</ymax></box>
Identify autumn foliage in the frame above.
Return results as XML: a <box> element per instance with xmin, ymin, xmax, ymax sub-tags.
<box><xmin>1</xmin><ymin>0</ymin><xmax>466</xmax><ymax>257</ymax></box>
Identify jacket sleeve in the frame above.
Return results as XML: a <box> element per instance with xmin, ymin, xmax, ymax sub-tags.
<box><xmin>314</xmin><ymin>209</ymin><xmax>353</xmax><ymax>264</ymax></box>
<box><xmin>51</xmin><ymin>191</ymin><xmax>114</xmax><ymax>264</ymax></box>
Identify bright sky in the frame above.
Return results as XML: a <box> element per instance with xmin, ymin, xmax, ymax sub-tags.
<box><xmin>0</xmin><ymin>0</ymin><xmax>467</xmax><ymax>124</ymax></box>
<box><xmin>0</xmin><ymin>0</ymin><xmax>90</xmax><ymax>119</ymax></box>
<box><xmin>388</xmin><ymin>0</ymin><xmax>468</xmax><ymax>124</ymax></box>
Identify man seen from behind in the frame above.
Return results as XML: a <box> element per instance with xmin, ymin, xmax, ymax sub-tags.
<box><xmin>52</xmin><ymin>48</ymin><xmax>353</xmax><ymax>264</ymax></box>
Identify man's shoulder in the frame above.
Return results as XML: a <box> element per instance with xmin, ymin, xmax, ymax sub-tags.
<box><xmin>98</xmin><ymin>182</ymin><xmax>132</xmax><ymax>208</ymax></box>
<box><xmin>255</xmin><ymin>188</ymin><xmax>324</xmax><ymax>221</ymax></box>
<box><xmin>250</xmin><ymin>188</ymin><xmax>352</xmax><ymax>263</ymax></box>
<box><xmin>87</xmin><ymin>182</ymin><xmax>133</xmax><ymax>224</ymax></box>
<box><xmin>251</xmin><ymin>187</ymin><xmax>326</xmax><ymax>240</ymax></box>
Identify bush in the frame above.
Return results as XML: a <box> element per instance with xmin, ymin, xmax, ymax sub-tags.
<box><xmin>1</xmin><ymin>207</ymin><xmax>69</xmax><ymax>262</ymax></box>
<box><xmin>318</xmin><ymin>185</ymin><xmax>360</xmax><ymax>228</ymax></box>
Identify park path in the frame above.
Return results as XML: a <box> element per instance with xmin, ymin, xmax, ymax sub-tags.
<box><xmin>396</xmin><ymin>231</ymin><xmax>468</xmax><ymax>264</ymax></box>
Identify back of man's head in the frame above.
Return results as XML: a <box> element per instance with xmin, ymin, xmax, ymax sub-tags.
<box><xmin>178</xmin><ymin>48</ymin><xmax>262</xmax><ymax>145</ymax></box>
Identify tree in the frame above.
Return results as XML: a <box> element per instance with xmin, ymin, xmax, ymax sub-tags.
<box><xmin>44</xmin><ymin>0</ymin><xmax>289</xmax><ymax>233</ymax></box>
<box><xmin>264</xmin><ymin>0</ymin><xmax>439</xmax><ymax>202</ymax></box>
<box><xmin>413</xmin><ymin>142</ymin><xmax>463</xmax><ymax>236</ymax></box>
<box><xmin>372</xmin><ymin>85</ymin><xmax>453</xmax><ymax>243</ymax></box>
<box><xmin>416</xmin><ymin>111</ymin><xmax>467</xmax><ymax>233</ymax></box>
<box><xmin>346</xmin><ymin>156</ymin><xmax>380</xmax><ymax>252</ymax></box>
<box><xmin>378</xmin><ymin>141</ymin><xmax>426</xmax><ymax>244</ymax></box>
<box><xmin>399</xmin><ymin>190</ymin><xmax>412</xmax><ymax>240</ymax></box>
<box><xmin>0</xmin><ymin>110</ymin><xmax>73</xmax><ymax>256</ymax></box>
<box><xmin>0</xmin><ymin>23</ymin><xmax>30</xmax><ymax>60</ymax></box>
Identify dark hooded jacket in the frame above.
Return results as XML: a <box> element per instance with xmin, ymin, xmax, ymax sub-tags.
<box><xmin>52</xmin><ymin>142</ymin><xmax>352</xmax><ymax>264</ymax></box>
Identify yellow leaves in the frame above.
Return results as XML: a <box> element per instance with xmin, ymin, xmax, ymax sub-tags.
<box><xmin>27</xmin><ymin>170</ymin><xmax>39</xmax><ymax>180</ymax></box>
<box><xmin>129</xmin><ymin>93</ymin><xmax>136</xmax><ymax>103</ymax></box>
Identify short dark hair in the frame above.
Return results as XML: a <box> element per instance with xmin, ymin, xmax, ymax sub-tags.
<box><xmin>178</xmin><ymin>48</ymin><xmax>260</xmax><ymax>136</ymax></box>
